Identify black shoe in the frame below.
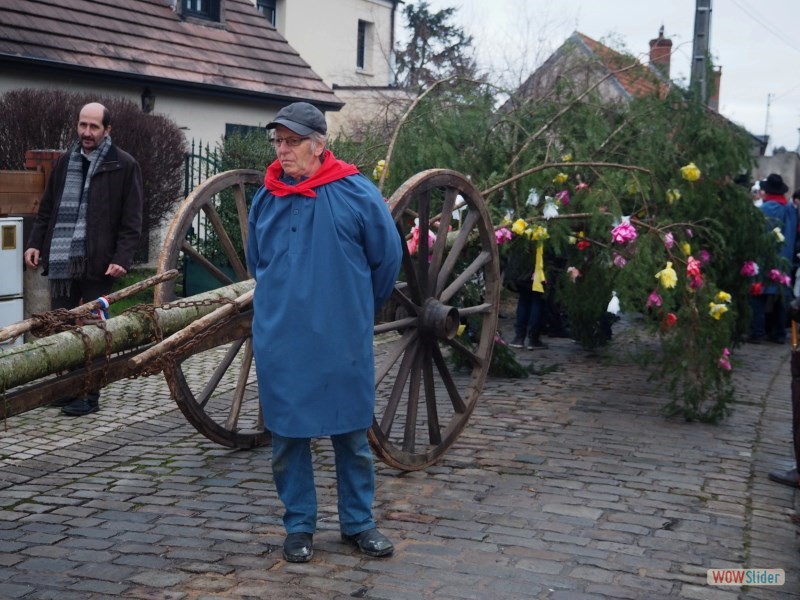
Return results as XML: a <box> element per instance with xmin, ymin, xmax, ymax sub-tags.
<box><xmin>282</xmin><ymin>532</ymin><xmax>313</xmax><ymax>562</ymax></box>
<box><xmin>526</xmin><ymin>337</ymin><xmax>548</xmax><ymax>350</ymax></box>
<box><xmin>61</xmin><ymin>396</ymin><xmax>99</xmax><ymax>417</ymax></box>
<box><xmin>341</xmin><ymin>528</ymin><xmax>394</xmax><ymax>557</ymax></box>
<box><xmin>51</xmin><ymin>397</ymin><xmax>76</xmax><ymax>407</ymax></box>
<box><xmin>509</xmin><ymin>334</ymin><xmax>525</xmax><ymax>349</ymax></box>
<box><xmin>768</xmin><ymin>467</ymin><xmax>799</xmax><ymax>488</ymax></box>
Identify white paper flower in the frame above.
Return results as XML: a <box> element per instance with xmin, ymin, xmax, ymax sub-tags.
<box><xmin>607</xmin><ymin>291</ymin><xmax>620</xmax><ymax>315</ymax></box>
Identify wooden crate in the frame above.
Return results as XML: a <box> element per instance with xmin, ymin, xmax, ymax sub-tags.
<box><xmin>0</xmin><ymin>170</ymin><xmax>45</xmax><ymax>216</ymax></box>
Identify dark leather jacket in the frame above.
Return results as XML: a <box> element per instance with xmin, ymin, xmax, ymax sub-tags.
<box><xmin>26</xmin><ymin>143</ymin><xmax>144</xmax><ymax>279</ymax></box>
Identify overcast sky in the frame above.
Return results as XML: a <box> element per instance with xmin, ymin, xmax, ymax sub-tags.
<box><xmin>414</xmin><ymin>0</ymin><xmax>800</xmax><ymax>154</ymax></box>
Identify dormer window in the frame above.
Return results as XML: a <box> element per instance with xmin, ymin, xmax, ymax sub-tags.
<box><xmin>183</xmin><ymin>0</ymin><xmax>221</xmax><ymax>22</ymax></box>
<box><xmin>257</xmin><ymin>0</ymin><xmax>277</xmax><ymax>26</ymax></box>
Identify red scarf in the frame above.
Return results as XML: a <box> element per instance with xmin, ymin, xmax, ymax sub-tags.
<box><xmin>264</xmin><ymin>149</ymin><xmax>360</xmax><ymax>198</ymax></box>
<box><xmin>763</xmin><ymin>193</ymin><xmax>787</xmax><ymax>205</ymax></box>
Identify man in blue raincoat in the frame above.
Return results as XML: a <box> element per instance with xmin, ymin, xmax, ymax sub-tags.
<box><xmin>246</xmin><ymin>102</ymin><xmax>402</xmax><ymax>563</ymax></box>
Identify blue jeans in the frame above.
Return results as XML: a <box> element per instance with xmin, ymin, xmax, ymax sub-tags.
<box><xmin>271</xmin><ymin>429</ymin><xmax>376</xmax><ymax>536</ymax></box>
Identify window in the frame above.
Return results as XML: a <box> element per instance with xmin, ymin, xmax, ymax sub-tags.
<box><xmin>225</xmin><ymin>123</ymin><xmax>268</xmax><ymax>139</ymax></box>
<box><xmin>257</xmin><ymin>0</ymin><xmax>277</xmax><ymax>26</ymax></box>
<box><xmin>182</xmin><ymin>0</ymin><xmax>221</xmax><ymax>21</ymax></box>
<box><xmin>357</xmin><ymin>20</ymin><xmax>373</xmax><ymax>71</ymax></box>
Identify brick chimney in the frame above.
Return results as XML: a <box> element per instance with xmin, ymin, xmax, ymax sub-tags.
<box><xmin>649</xmin><ymin>26</ymin><xmax>672</xmax><ymax>79</ymax></box>
<box><xmin>708</xmin><ymin>66</ymin><xmax>722</xmax><ymax>111</ymax></box>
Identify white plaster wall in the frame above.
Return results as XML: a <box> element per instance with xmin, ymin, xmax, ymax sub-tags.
<box><xmin>0</xmin><ymin>71</ymin><xmax>282</xmax><ymax>147</ymax></box>
<box><xmin>276</xmin><ymin>0</ymin><xmax>396</xmax><ymax>88</ymax></box>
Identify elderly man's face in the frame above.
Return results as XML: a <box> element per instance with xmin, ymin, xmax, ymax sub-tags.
<box><xmin>272</xmin><ymin>125</ymin><xmax>324</xmax><ymax>180</ymax></box>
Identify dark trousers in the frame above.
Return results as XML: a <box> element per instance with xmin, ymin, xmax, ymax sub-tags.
<box><xmin>514</xmin><ymin>287</ymin><xmax>545</xmax><ymax>339</ymax></box>
<box><xmin>51</xmin><ymin>277</ymin><xmax>114</xmax><ymax>402</ymax></box>
<box><xmin>750</xmin><ymin>293</ymin><xmax>787</xmax><ymax>342</ymax></box>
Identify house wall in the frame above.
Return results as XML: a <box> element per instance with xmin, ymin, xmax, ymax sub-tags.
<box><xmin>0</xmin><ymin>69</ymin><xmax>284</xmax><ymax>147</ymax></box>
<box><xmin>271</xmin><ymin>0</ymin><xmax>400</xmax><ymax>136</ymax></box>
<box><xmin>755</xmin><ymin>152</ymin><xmax>800</xmax><ymax>196</ymax></box>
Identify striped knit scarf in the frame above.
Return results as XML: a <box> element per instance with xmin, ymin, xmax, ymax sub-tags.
<box><xmin>49</xmin><ymin>136</ymin><xmax>112</xmax><ymax>297</ymax></box>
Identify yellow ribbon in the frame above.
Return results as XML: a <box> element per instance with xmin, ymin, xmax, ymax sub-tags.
<box><xmin>532</xmin><ymin>240</ymin><xmax>546</xmax><ymax>292</ymax></box>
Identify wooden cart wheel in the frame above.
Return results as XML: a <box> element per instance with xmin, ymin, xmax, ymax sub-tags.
<box><xmin>154</xmin><ymin>169</ymin><xmax>269</xmax><ymax>449</ymax></box>
<box><xmin>370</xmin><ymin>169</ymin><xmax>501</xmax><ymax>470</ymax></box>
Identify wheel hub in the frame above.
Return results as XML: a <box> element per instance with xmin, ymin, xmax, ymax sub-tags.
<box><xmin>419</xmin><ymin>297</ymin><xmax>460</xmax><ymax>340</ymax></box>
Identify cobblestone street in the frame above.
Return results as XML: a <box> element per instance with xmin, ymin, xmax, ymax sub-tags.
<box><xmin>0</xmin><ymin>317</ymin><xmax>798</xmax><ymax>599</ymax></box>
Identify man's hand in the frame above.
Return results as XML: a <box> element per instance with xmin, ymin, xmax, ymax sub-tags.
<box><xmin>24</xmin><ymin>248</ymin><xmax>40</xmax><ymax>269</ymax></box>
<box><xmin>105</xmin><ymin>264</ymin><xmax>127</xmax><ymax>278</ymax></box>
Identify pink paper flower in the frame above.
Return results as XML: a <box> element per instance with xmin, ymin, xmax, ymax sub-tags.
<box><xmin>663</xmin><ymin>232</ymin><xmax>674</xmax><ymax>250</ymax></box>
<box><xmin>717</xmin><ymin>347</ymin><xmax>731</xmax><ymax>371</ymax></box>
<box><xmin>611</xmin><ymin>220</ymin><xmax>637</xmax><ymax>244</ymax></box>
<box><xmin>613</xmin><ymin>252</ymin><xmax>627</xmax><ymax>268</ymax></box>
<box><xmin>646</xmin><ymin>290</ymin><xmax>662</xmax><ymax>309</ymax></box>
<box><xmin>567</xmin><ymin>266</ymin><xmax>581</xmax><ymax>282</ymax></box>
<box><xmin>575</xmin><ymin>182</ymin><xmax>589</xmax><ymax>192</ymax></box>
<box><xmin>687</xmin><ymin>256</ymin><xmax>704</xmax><ymax>289</ymax></box>
<box><xmin>740</xmin><ymin>261</ymin><xmax>759</xmax><ymax>277</ymax></box>
<box><xmin>556</xmin><ymin>189</ymin><xmax>571</xmax><ymax>206</ymax></box>
<box><xmin>494</xmin><ymin>227</ymin><xmax>512</xmax><ymax>245</ymax></box>
<box><xmin>698</xmin><ymin>249</ymin><xmax>710</xmax><ymax>264</ymax></box>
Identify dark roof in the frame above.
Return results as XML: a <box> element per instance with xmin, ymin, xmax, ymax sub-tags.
<box><xmin>0</xmin><ymin>0</ymin><xmax>342</xmax><ymax>109</ymax></box>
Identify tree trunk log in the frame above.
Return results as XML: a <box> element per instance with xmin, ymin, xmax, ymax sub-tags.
<box><xmin>0</xmin><ymin>280</ymin><xmax>254</xmax><ymax>392</ymax></box>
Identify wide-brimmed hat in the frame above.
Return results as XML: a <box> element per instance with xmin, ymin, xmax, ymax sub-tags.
<box><xmin>266</xmin><ymin>102</ymin><xmax>327</xmax><ymax>136</ymax></box>
<box><xmin>760</xmin><ymin>173</ymin><xmax>789</xmax><ymax>195</ymax></box>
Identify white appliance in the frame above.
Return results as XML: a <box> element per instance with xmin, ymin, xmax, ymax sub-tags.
<box><xmin>0</xmin><ymin>217</ymin><xmax>24</xmax><ymax>348</ymax></box>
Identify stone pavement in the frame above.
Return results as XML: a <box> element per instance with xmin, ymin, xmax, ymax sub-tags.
<box><xmin>0</xmin><ymin>317</ymin><xmax>798</xmax><ymax>599</ymax></box>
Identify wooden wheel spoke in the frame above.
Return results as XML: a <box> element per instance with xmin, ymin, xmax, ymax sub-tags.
<box><xmin>422</xmin><ymin>345</ymin><xmax>442</xmax><ymax>445</ymax></box>
<box><xmin>403</xmin><ymin>346</ymin><xmax>424</xmax><ymax>452</ymax></box>
<box><xmin>427</xmin><ymin>188</ymin><xmax>456</xmax><ymax>293</ymax></box>
<box><xmin>197</xmin><ymin>338</ymin><xmax>245</xmax><ymax>408</ymax></box>
<box><xmin>458</xmin><ymin>303</ymin><xmax>493</xmax><ymax>316</ymax></box>
<box><xmin>223</xmin><ymin>337</ymin><xmax>253</xmax><ymax>431</ymax></box>
<box><xmin>180</xmin><ymin>240</ymin><xmax>234</xmax><ymax>285</ymax></box>
<box><xmin>417</xmin><ymin>190</ymin><xmax>431</xmax><ymax>298</ymax></box>
<box><xmin>440</xmin><ymin>250</ymin><xmax>492</xmax><ymax>304</ymax></box>
<box><xmin>431</xmin><ymin>343</ymin><xmax>467</xmax><ymax>414</ymax></box>
<box><xmin>435</xmin><ymin>210</ymin><xmax>481</xmax><ymax>296</ymax></box>
<box><xmin>399</xmin><ymin>230</ymin><xmax>424</xmax><ymax>304</ymax></box>
<box><xmin>375</xmin><ymin>330</ymin><xmax>418</xmax><ymax>386</ymax></box>
<box><xmin>234</xmin><ymin>182</ymin><xmax>250</xmax><ymax>250</ymax></box>
<box><xmin>380</xmin><ymin>340</ymin><xmax>419</xmax><ymax>435</ymax></box>
<box><xmin>201</xmin><ymin>202</ymin><xmax>248</xmax><ymax>280</ymax></box>
<box><xmin>374</xmin><ymin>316</ymin><xmax>417</xmax><ymax>335</ymax></box>
<box><xmin>445</xmin><ymin>336</ymin><xmax>483</xmax><ymax>369</ymax></box>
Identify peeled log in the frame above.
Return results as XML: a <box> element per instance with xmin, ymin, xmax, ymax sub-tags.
<box><xmin>0</xmin><ymin>280</ymin><xmax>254</xmax><ymax>392</ymax></box>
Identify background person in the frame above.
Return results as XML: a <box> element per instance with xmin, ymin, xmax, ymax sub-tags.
<box><xmin>246</xmin><ymin>102</ymin><xmax>402</xmax><ymax>563</ymax></box>
<box><xmin>24</xmin><ymin>102</ymin><xmax>144</xmax><ymax>416</ymax></box>
<box><xmin>749</xmin><ymin>173</ymin><xmax>797</xmax><ymax>344</ymax></box>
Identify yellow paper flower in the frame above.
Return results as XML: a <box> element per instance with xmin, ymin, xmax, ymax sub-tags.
<box><xmin>561</xmin><ymin>153</ymin><xmax>573</xmax><ymax>162</ymax></box>
<box><xmin>666</xmin><ymin>189</ymin><xmax>681</xmax><ymax>204</ymax></box>
<box><xmin>681</xmin><ymin>241</ymin><xmax>691</xmax><ymax>256</ymax></box>
<box><xmin>457</xmin><ymin>324</ymin><xmax>466</xmax><ymax>337</ymax></box>
<box><xmin>628</xmin><ymin>181</ymin><xmax>639</xmax><ymax>194</ymax></box>
<box><xmin>553</xmin><ymin>172</ymin><xmax>568</xmax><ymax>184</ymax></box>
<box><xmin>511</xmin><ymin>219</ymin><xmax>527</xmax><ymax>235</ymax></box>
<box><xmin>655</xmin><ymin>261</ymin><xmax>678</xmax><ymax>289</ymax></box>
<box><xmin>708</xmin><ymin>302</ymin><xmax>728</xmax><ymax>320</ymax></box>
<box><xmin>568</xmin><ymin>235</ymin><xmax>577</xmax><ymax>244</ymax></box>
<box><xmin>680</xmin><ymin>162</ymin><xmax>701</xmax><ymax>182</ymax></box>
<box><xmin>577</xmin><ymin>231</ymin><xmax>585</xmax><ymax>238</ymax></box>
<box><xmin>531</xmin><ymin>225</ymin><xmax>549</xmax><ymax>241</ymax></box>
<box><xmin>372</xmin><ymin>159</ymin><xmax>387</xmax><ymax>181</ymax></box>
<box><xmin>715</xmin><ymin>291</ymin><xmax>731</xmax><ymax>303</ymax></box>
<box><xmin>773</xmin><ymin>227</ymin><xmax>785</xmax><ymax>243</ymax></box>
